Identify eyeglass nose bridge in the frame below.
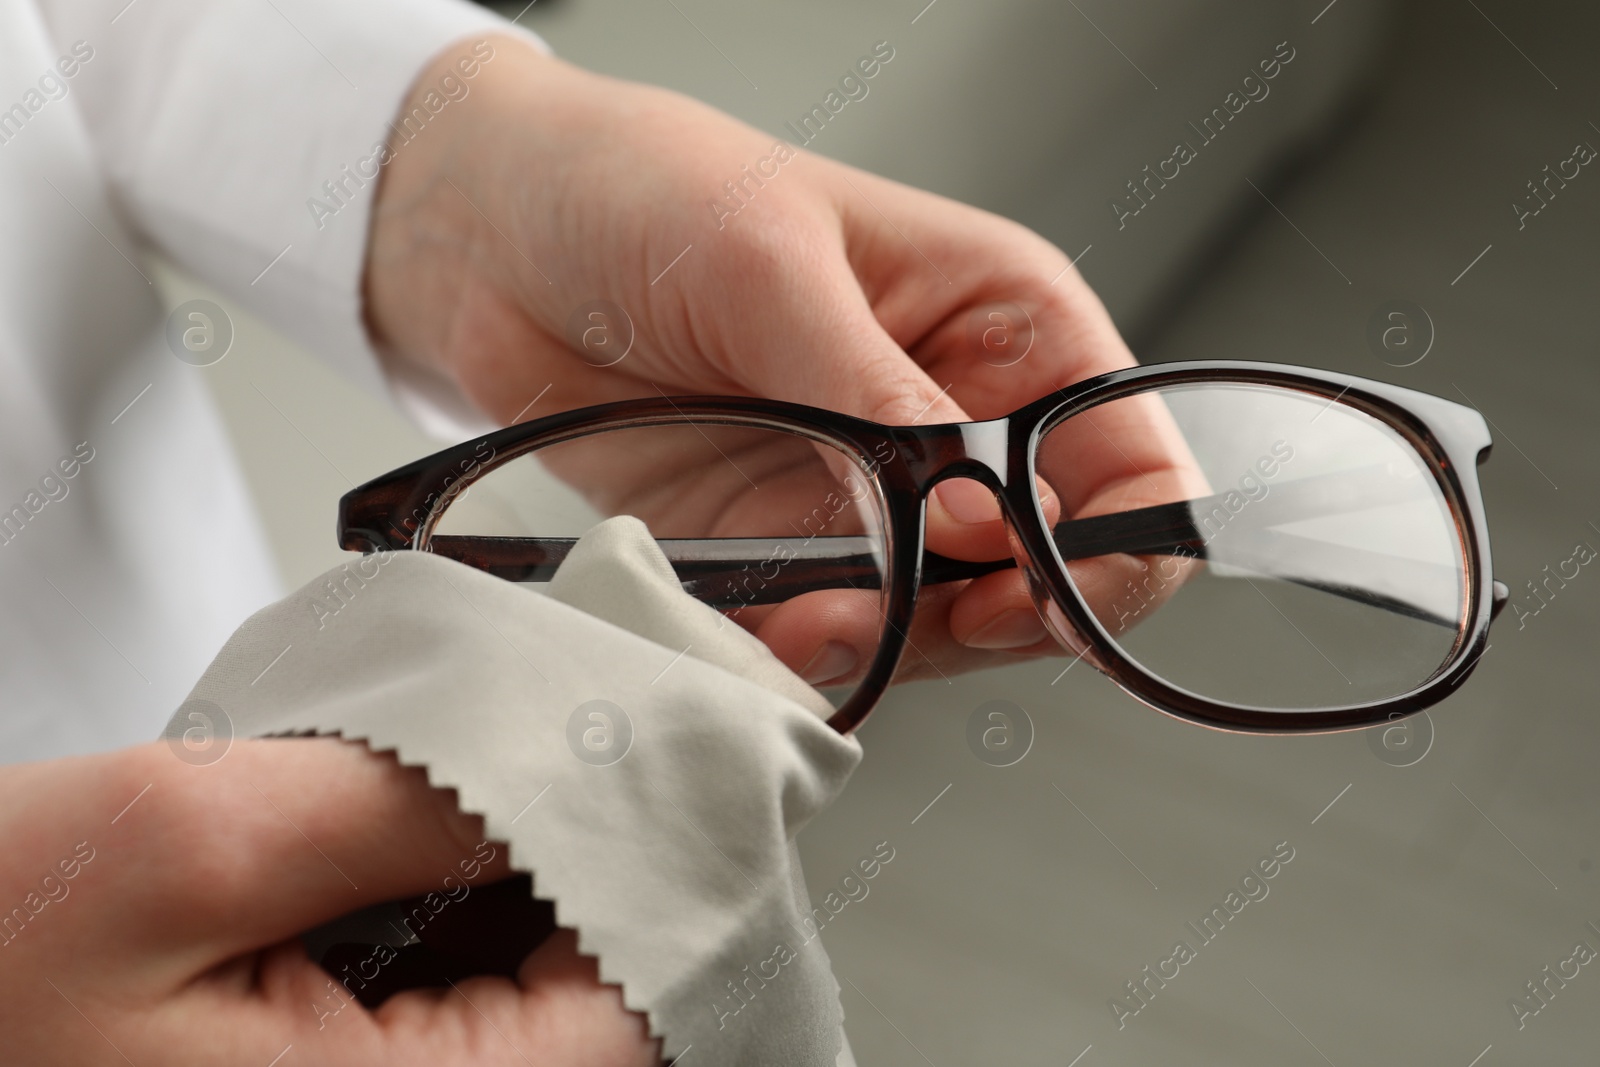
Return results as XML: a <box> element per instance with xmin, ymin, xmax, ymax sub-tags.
<box><xmin>888</xmin><ymin>417</ymin><xmax>1017</xmax><ymax>495</ymax></box>
<box><xmin>887</xmin><ymin>416</ymin><xmax>1107</xmax><ymax>675</ymax></box>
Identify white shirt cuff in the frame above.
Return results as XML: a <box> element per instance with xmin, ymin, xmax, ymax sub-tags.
<box><xmin>39</xmin><ymin>0</ymin><xmax>545</xmax><ymax>424</ymax></box>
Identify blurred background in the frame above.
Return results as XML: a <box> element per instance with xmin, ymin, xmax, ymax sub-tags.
<box><xmin>160</xmin><ymin>0</ymin><xmax>1600</xmax><ymax>1062</ymax></box>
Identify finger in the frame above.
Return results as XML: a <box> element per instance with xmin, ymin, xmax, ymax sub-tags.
<box><xmin>515</xmin><ymin>927</ymin><xmax>656</xmax><ymax>1064</ymax></box>
<box><xmin>694</xmin><ymin>195</ymin><xmax>1038</xmax><ymax>566</ymax></box>
<box><xmin>702</xmin><ymin>201</ymin><xmax>970</xmax><ymax>427</ymax></box>
<box><xmin>184</xmin><ymin>928</ymin><xmax>656</xmax><ymax>1066</ymax></box>
<box><xmin>826</xmin><ymin>172</ymin><xmax>1151</xmax><ymax>561</ymax></box>
<box><xmin>831</xmin><ymin>171</ymin><xmax>1160</xmax><ymax>549</ymax></box>
<box><xmin>945</xmin><ymin>569</ymin><xmax>1051</xmax><ymax>651</ymax></box>
<box><xmin>752</xmin><ymin>589</ymin><xmax>885</xmax><ymax>688</ymax></box>
<box><xmin>945</xmin><ymin>473</ymin><xmax>1065</xmax><ymax>653</ymax></box>
<box><xmin>834</xmin><ymin>171</ymin><xmax>1138</xmax><ymax>415</ymax></box>
<box><xmin>361</xmin><ymin>929</ymin><xmax>653</xmax><ymax>1065</ymax></box>
<box><xmin>908</xmin><ymin>263</ymin><xmax>1138</xmax><ymax>419</ymax></box>
<box><xmin>74</xmin><ymin>739</ymin><xmax>511</xmax><ymax>989</ymax></box>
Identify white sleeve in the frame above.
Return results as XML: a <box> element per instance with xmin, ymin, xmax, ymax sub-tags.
<box><xmin>33</xmin><ymin>0</ymin><xmax>545</xmax><ymax>408</ymax></box>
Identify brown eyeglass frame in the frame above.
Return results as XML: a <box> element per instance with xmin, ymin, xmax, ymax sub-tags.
<box><xmin>338</xmin><ymin>360</ymin><xmax>1506</xmax><ymax>737</ymax></box>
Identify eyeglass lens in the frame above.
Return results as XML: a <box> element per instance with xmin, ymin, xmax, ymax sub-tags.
<box><xmin>431</xmin><ymin>422</ymin><xmax>894</xmax><ymax>708</ymax></box>
<box><xmin>1033</xmin><ymin>383</ymin><xmax>1468</xmax><ymax>712</ymax></box>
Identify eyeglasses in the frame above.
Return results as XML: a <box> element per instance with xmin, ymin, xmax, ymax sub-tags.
<box><xmin>339</xmin><ymin>361</ymin><xmax>1504</xmax><ymax>736</ymax></box>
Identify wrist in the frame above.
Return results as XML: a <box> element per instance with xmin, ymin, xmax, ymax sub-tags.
<box><xmin>362</xmin><ymin>32</ymin><xmax>556</xmax><ymax>385</ymax></box>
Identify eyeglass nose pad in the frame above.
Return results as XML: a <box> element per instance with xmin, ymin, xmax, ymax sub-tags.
<box><xmin>998</xmin><ymin>511</ymin><xmax>1109</xmax><ymax>676</ymax></box>
<box><xmin>1490</xmin><ymin>579</ymin><xmax>1510</xmax><ymax>621</ymax></box>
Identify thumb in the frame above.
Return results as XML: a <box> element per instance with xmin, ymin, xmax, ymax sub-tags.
<box><xmin>726</xmin><ymin>253</ymin><xmax>1016</xmax><ymax>559</ymax></box>
<box><xmin>731</xmin><ymin>249</ymin><xmax>968</xmax><ymax>428</ymax></box>
<box><xmin>78</xmin><ymin>738</ymin><xmax>507</xmax><ymax>989</ymax></box>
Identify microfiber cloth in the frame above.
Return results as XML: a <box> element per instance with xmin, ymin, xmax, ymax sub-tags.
<box><xmin>167</xmin><ymin>516</ymin><xmax>864</xmax><ymax>1065</ymax></box>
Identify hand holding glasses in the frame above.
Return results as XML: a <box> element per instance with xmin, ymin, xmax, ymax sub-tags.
<box><xmin>340</xmin><ymin>362</ymin><xmax>1503</xmax><ymax>735</ymax></box>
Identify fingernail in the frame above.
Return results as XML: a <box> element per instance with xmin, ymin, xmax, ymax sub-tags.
<box><xmin>935</xmin><ymin>479</ymin><xmax>1000</xmax><ymax>525</ymax></box>
<box><xmin>964</xmin><ymin>608</ymin><xmax>1048</xmax><ymax>650</ymax></box>
<box><xmin>801</xmin><ymin>641</ymin><xmax>859</xmax><ymax>685</ymax></box>
<box><xmin>1034</xmin><ymin>475</ymin><xmax>1058</xmax><ymax>510</ymax></box>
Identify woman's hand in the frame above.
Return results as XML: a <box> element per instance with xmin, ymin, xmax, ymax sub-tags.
<box><xmin>0</xmin><ymin>739</ymin><xmax>656</xmax><ymax>1066</ymax></box>
<box><xmin>364</xmin><ymin>35</ymin><xmax>1194</xmax><ymax>680</ymax></box>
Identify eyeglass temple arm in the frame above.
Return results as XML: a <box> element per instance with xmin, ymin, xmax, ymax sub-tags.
<box><xmin>426</xmin><ymin>499</ymin><xmax>1209</xmax><ymax>598</ymax></box>
<box><xmin>425</xmin><ymin>468</ymin><xmax>1474</xmax><ymax>619</ymax></box>
<box><xmin>425</xmin><ymin>506</ymin><xmax>1163</xmax><ymax>590</ymax></box>
<box><xmin>424</xmin><ymin>471</ymin><xmax>1226</xmax><ymax>582</ymax></box>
